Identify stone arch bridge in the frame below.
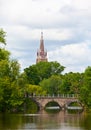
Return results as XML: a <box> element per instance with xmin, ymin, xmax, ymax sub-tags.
<box><xmin>30</xmin><ymin>94</ymin><xmax>81</xmax><ymax>110</ymax></box>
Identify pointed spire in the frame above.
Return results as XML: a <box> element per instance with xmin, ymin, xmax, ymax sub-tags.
<box><xmin>40</xmin><ymin>32</ymin><xmax>44</xmax><ymax>51</ymax></box>
<box><xmin>36</xmin><ymin>32</ymin><xmax>48</xmax><ymax>63</ymax></box>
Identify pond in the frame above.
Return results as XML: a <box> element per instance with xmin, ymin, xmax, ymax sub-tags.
<box><xmin>0</xmin><ymin>110</ymin><xmax>91</xmax><ymax>130</ymax></box>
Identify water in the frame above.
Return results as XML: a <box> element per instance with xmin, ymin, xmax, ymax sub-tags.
<box><xmin>0</xmin><ymin>110</ymin><xmax>91</xmax><ymax>130</ymax></box>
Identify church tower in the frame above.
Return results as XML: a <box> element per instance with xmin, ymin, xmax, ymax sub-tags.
<box><xmin>36</xmin><ymin>32</ymin><xmax>48</xmax><ymax>63</ymax></box>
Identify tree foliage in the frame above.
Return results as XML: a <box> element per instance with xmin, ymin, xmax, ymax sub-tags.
<box><xmin>26</xmin><ymin>84</ymin><xmax>46</xmax><ymax>96</ymax></box>
<box><xmin>0</xmin><ymin>48</ymin><xmax>10</xmax><ymax>61</ymax></box>
<box><xmin>0</xmin><ymin>47</ymin><xmax>23</xmax><ymax>112</ymax></box>
<box><xmin>0</xmin><ymin>28</ymin><xmax>6</xmax><ymax>45</ymax></box>
<box><xmin>24</xmin><ymin>61</ymin><xmax>65</xmax><ymax>85</ymax></box>
<box><xmin>61</xmin><ymin>72</ymin><xmax>83</xmax><ymax>94</ymax></box>
<box><xmin>80</xmin><ymin>66</ymin><xmax>91</xmax><ymax>108</ymax></box>
<box><xmin>40</xmin><ymin>75</ymin><xmax>62</xmax><ymax>96</ymax></box>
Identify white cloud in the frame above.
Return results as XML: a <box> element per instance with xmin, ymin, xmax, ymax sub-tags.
<box><xmin>48</xmin><ymin>41</ymin><xmax>91</xmax><ymax>73</ymax></box>
<box><xmin>72</xmin><ymin>0</ymin><xmax>91</xmax><ymax>10</ymax></box>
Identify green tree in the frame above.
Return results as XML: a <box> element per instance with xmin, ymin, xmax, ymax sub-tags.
<box><xmin>17</xmin><ymin>72</ymin><xmax>28</xmax><ymax>97</ymax></box>
<box><xmin>0</xmin><ymin>49</ymin><xmax>10</xmax><ymax>104</ymax></box>
<box><xmin>0</xmin><ymin>48</ymin><xmax>10</xmax><ymax>61</ymax></box>
<box><xmin>0</xmin><ymin>47</ymin><xmax>23</xmax><ymax>112</ymax></box>
<box><xmin>24</xmin><ymin>61</ymin><xmax>65</xmax><ymax>85</ymax></box>
<box><xmin>80</xmin><ymin>66</ymin><xmax>91</xmax><ymax>108</ymax></box>
<box><xmin>40</xmin><ymin>75</ymin><xmax>62</xmax><ymax>96</ymax></box>
<box><xmin>26</xmin><ymin>84</ymin><xmax>46</xmax><ymax>96</ymax></box>
<box><xmin>24</xmin><ymin>65</ymin><xmax>40</xmax><ymax>85</ymax></box>
<box><xmin>61</xmin><ymin>72</ymin><xmax>83</xmax><ymax>94</ymax></box>
<box><xmin>60</xmin><ymin>75</ymin><xmax>71</xmax><ymax>94</ymax></box>
<box><xmin>0</xmin><ymin>28</ymin><xmax>6</xmax><ymax>45</ymax></box>
<box><xmin>0</xmin><ymin>59</ymin><xmax>22</xmax><ymax>112</ymax></box>
<box><xmin>9</xmin><ymin>59</ymin><xmax>20</xmax><ymax>82</ymax></box>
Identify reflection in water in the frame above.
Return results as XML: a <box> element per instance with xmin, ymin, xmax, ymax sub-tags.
<box><xmin>0</xmin><ymin>110</ymin><xmax>91</xmax><ymax>130</ymax></box>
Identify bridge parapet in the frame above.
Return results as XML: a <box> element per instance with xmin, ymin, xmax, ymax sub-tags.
<box><xmin>29</xmin><ymin>94</ymin><xmax>78</xmax><ymax>99</ymax></box>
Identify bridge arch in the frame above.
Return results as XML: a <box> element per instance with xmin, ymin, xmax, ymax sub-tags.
<box><xmin>65</xmin><ymin>100</ymin><xmax>82</xmax><ymax>107</ymax></box>
<box><xmin>44</xmin><ymin>100</ymin><xmax>62</xmax><ymax>109</ymax></box>
<box><xmin>30</xmin><ymin>98</ymin><xmax>42</xmax><ymax>110</ymax></box>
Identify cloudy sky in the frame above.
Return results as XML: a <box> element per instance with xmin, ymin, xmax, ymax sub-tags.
<box><xmin>0</xmin><ymin>0</ymin><xmax>91</xmax><ymax>73</ymax></box>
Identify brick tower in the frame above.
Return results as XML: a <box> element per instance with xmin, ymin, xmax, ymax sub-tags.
<box><xmin>36</xmin><ymin>32</ymin><xmax>48</xmax><ymax>63</ymax></box>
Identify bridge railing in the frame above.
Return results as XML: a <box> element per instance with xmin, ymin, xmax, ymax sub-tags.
<box><xmin>29</xmin><ymin>94</ymin><xmax>78</xmax><ymax>98</ymax></box>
